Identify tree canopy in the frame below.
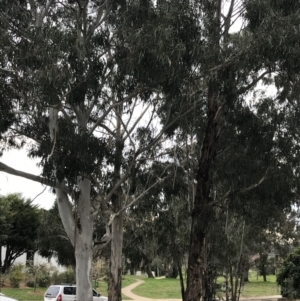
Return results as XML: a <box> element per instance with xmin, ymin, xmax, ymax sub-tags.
<box><xmin>0</xmin><ymin>193</ymin><xmax>40</xmax><ymax>273</ymax></box>
<box><xmin>1</xmin><ymin>1</ymin><xmax>300</xmax><ymax>301</ymax></box>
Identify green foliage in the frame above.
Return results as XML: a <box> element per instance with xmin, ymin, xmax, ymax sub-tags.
<box><xmin>27</xmin><ymin>263</ymin><xmax>53</xmax><ymax>289</ymax></box>
<box><xmin>2</xmin><ymin>1</ymin><xmax>300</xmax><ymax>300</ymax></box>
<box><xmin>0</xmin><ymin>288</ymin><xmax>47</xmax><ymax>301</ymax></box>
<box><xmin>37</xmin><ymin>202</ymin><xmax>75</xmax><ymax>267</ymax></box>
<box><xmin>51</xmin><ymin>268</ymin><xmax>76</xmax><ymax>285</ymax></box>
<box><xmin>37</xmin><ymin>274</ymin><xmax>51</xmax><ymax>288</ymax></box>
<box><xmin>277</xmin><ymin>247</ymin><xmax>300</xmax><ymax>298</ymax></box>
<box><xmin>26</xmin><ymin>280</ymin><xmax>35</xmax><ymax>288</ymax></box>
<box><xmin>0</xmin><ymin>194</ymin><xmax>41</xmax><ymax>273</ymax></box>
<box><xmin>0</xmin><ymin>195</ymin><xmax>10</xmax><ymax>243</ymax></box>
<box><xmin>9</xmin><ymin>264</ymin><xmax>24</xmax><ymax>288</ymax></box>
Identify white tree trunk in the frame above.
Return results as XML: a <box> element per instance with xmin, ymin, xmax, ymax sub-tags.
<box><xmin>56</xmin><ymin>177</ymin><xmax>94</xmax><ymax>301</ymax></box>
<box><xmin>75</xmin><ymin>235</ymin><xmax>93</xmax><ymax>301</ymax></box>
<box><xmin>75</xmin><ymin>177</ymin><xmax>94</xmax><ymax>301</ymax></box>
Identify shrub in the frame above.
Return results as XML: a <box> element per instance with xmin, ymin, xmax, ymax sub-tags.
<box><xmin>27</xmin><ymin>263</ymin><xmax>53</xmax><ymax>288</ymax></box>
<box><xmin>277</xmin><ymin>247</ymin><xmax>300</xmax><ymax>299</ymax></box>
<box><xmin>26</xmin><ymin>280</ymin><xmax>35</xmax><ymax>287</ymax></box>
<box><xmin>9</xmin><ymin>264</ymin><xmax>24</xmax><ymax>288</ymax></box>
<box><xmin>51</xmin><ymin>270</ymin><xmax>62</xmax><ymax>284</ymax></box>
<box><xmin>51</xmin><ymin>268</ymin><xmax>76</xmax><ymax>284</ymax></box>
<box><xmin>60</xmin><ymin>269</ymin><xmax>76</xmax><ymax>284</ymax></box>
<box><xmin>37</xmin><ymin>274</ymin><xmax>51</xmax><ymax>287</ymax></box>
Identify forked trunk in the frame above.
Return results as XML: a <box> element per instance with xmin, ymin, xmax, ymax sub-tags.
<box><xmin>56</xmin><ymin>178</ymin><xmax>94</xmax><ymax>301</ymax></box>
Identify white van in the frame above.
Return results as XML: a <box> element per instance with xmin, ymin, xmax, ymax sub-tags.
<box><xmin>44</xmin><ymin>285</ymin><xmax>108</xmax><ymax>301</ymax></box>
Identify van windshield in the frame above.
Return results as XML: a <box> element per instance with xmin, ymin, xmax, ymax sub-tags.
<box><xmin>45</xmin><ymin>287</ymin><xmax>60</xmax><ymax>298</ymax></box>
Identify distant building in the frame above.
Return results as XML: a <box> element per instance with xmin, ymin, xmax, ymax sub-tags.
<box><xmin>1</xmin><ymin>247</ymin><xmax>66</xmax><ymax>272</ymax></box>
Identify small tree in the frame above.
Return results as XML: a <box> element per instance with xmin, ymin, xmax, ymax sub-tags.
<box><xmin>27</xmin><ymin>263</ymin><xmax>52</xmax><ymax>291</ymax></box>
<box><xmin>0</xmin><ymin>194</ymin><xmax>40</xmax><ymax>273</ymax></box>
<box><xmin>277</xmin><ymin>247</ymin><xmax>300</xmax><ymax>299</ymax></box>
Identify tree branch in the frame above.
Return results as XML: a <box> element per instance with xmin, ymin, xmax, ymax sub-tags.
<box><xmin>107</xmin><ymin>167</ymin><xmax>169</xmax><ymax>227</ymax></box>
<box><xmin>237</xmin><ymin>70</ymin><xmax>270</xmax><ymax>95</ymax></box>
<box><xmin>88</xmin><ymin>100</ymin><xmax>125</xmax><ymax>135</ymax></box>
<box><xmin>103</xmin><ymin>159</ymin><xmax>136</xmax><ymax>204</ymax></box>
<box><xmin>121</xmin><ymin>177</ymin><xmax>166</xmax><ymax>213</ymax></box>
<box><xmin>55</xmin><ymin>188</ymin><xmax>76</xmax><ymax>246</ymax></box>
<box><xmin>0</xmin><ymin>162</ymin><xmax>70</xmax><ymax>194</ymax></box>
<box><xmin>136</xmin><ymin>101</ymin><xmax>200</xmax><ymax>156</ymax></box>
<box><xmin>123</xmin><ymin>103</ymin><xmax>151</xmax><ymax>141</ymax></box>
<box><xmin>239</xmin><ymin>169</ymin><xmax>269</xmax><ymax>193</ymax></box>
<box><xmin>214</xmin><ymin>168</ymin><xmax>270</xmax><ymax>207</ymax></box>
<box><xmin>0</xmin><ymin>67</ymin><xmax>14</xmax><ymax>74</ymax></box>
<box><xmin>87</xmin><ymin>0</ymin><xmax>108</xmax><ymax>38</ymax></box>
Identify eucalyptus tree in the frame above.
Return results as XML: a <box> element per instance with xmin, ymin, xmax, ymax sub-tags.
<box><xmin>161</xmin><ymin>1</ymin><xmax>300</xmax><ymax>300</ymax></box>
<box><xmin>0</xmin><ymin>1</ymin><xmax>198</xmax><ymax>300</ymax></box>
<box><xmin>123</xmin><ymin>159</ymin><xmax>190</xmax><ymax>295</ymax></box>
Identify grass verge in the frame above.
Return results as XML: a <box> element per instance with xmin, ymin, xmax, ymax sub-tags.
<box><xmin>0</xmin><ymin>273</ymin><xmax>280</xmax><ymax>300</ymax></box>
<box><xmin>0</xmin><ymin>287</ymin><xmax>46</xmax><ymax>301</ymax></box>
<box><xmin>131</xmin><ymin>277</ymin><xmax>182</xmax><ymax>299</ymax></box>
<box><xmin>240</xmin><ymin>274</ymin><xmax>280</xmax><ymax>297</ymax></box>
<box><xmin>131</xmin><ymin>273</ymin><xmax>280</xmax><ymax>299</ymax></box>
<box><xmin>0</xmin><ymin>277</ymin><xmax>137</xmax><ymax>301</ymax></box>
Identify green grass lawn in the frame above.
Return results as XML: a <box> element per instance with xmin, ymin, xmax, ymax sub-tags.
<box><xmin>240</xmin><ymin>273</ymin><xmax>280</xmax><ymax>297</ymax></box>
<box><xmin>131</xmin><ymin>272</ymin><xmax>280</xmax><ymax>299</ymax></box>
<box><xmin>0</xmin><ymin>272</ymin><xmax>280</xmax><ymax>300</ymax></box>
<box><xmin>0</xmin><ymin>277</ymin><xmax>137</xmax><ymax>301</ymax></box>
<box><xmin>131</xmin><ymin>276</ymin><xmax>182</xmax><ymax>299</ymax></box>
<box><xmin>0</xmin><ymin>287</ymin><xmax>46</xmax><ymax>301</ymax></box>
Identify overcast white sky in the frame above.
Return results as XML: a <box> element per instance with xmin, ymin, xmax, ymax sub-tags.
<box><xmin>0</xmin><ymin>149</ymin><xmax>55</xmax><ymax>209</ymax></box>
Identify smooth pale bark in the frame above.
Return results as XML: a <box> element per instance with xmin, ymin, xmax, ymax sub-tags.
<box><xmin>56</xmin><ymin>189</ymin><xmax>76</xmax><ymax>245</ymax></box>
<box><xmin>50</xmin><ymin>101</ymin><xmax>94</xmax><ymax>301</ymax></box>
<box><xmin>74</xmin><ymin>175</ymin><xmax>94</xmax><ymax>301</ymax></box>
<box><xmin>75</xmin><ymin>235</ymin><xmax>93</xmax><ymax>301</ymax></box>
<box><xmin>57</xmin><ymin>178</ymin><xmax>94</xmax><ymax>301</ymax></box>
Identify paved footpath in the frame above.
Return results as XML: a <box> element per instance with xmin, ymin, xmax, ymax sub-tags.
<box><xmin>121</xmin><ymin>279</ymin><xmax>282</xmax><ymax>301</ymax></box>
